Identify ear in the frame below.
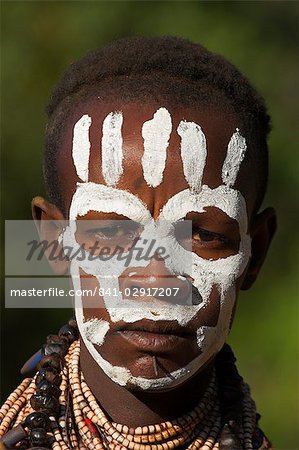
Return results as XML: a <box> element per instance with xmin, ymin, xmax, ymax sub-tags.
<box><xmin>241</xmin><ymin>207</ymin><xmax>277</xmax><ymax>290</ymax></box>
<box><xmin>31</xmin><ymin>196</ymin><xmax>69</xmax><ymax>275</ymax></box>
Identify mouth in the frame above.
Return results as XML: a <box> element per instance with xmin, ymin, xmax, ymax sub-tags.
<box><xmin>114</xmin><ymin>320</ymin><xmax>194</xmax><ymax>353</ymax></box>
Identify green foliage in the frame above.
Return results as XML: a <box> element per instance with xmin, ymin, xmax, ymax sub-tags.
<box><xmin>1</xmin><ymin>2</ymin><xmax>298</xmax><ymax>447</ymax></box>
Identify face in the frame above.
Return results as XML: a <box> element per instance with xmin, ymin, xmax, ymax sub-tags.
<box><xmin>57</xmin><ymin>99</ymin><xmax>254</xmax><ymax>391</ymax></box>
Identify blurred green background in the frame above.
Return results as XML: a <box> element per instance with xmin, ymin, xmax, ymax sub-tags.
<box><xmin>1</xmin><ymin>1</ymin><xmax>298</xmax><ymax>448</ymax></box>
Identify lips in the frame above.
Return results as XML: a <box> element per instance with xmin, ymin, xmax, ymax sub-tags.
<box><xmin>116</xmin><ymin>319</ymin><xmax>192</xmax><ymax>335</ymax></box>
<box><xmin>114</xmin><ymin>319</ymin><xmax>194</xmax><ymax>353</ymax></box>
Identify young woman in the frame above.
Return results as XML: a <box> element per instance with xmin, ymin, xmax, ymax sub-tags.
<box><xmin>0</xmin><ymin>36</ymin><xmax>276</xmax><ymax>450</ymax></box>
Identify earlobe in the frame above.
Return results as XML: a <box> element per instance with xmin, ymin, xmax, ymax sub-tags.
<box><xmin>241</xmin><ymin>207</ymin><xmax>277</xmax><ymax>290</ymax></box>
<box><xmin>31</xmin><ymin>196</ymin><xmax>69</xmax><ymax>275</ymax></box>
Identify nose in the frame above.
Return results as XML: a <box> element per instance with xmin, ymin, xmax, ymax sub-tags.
<box><xmin>119</xmin><ymin>257</ymin><xmax>191</xmax><ymax>305</ymax></box>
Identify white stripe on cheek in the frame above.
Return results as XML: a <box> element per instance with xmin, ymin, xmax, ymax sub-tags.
<box><xmin>72</xmin><ymin>114</ymin><xmax>92</xmax><ymax>182</ymax></box>
<box><xmin>222</xmin><ymin>129</ymin><xmax>247</xmax><ymax>187</ymax></box>
<box><xmin>177</xmin><ymin>121</ymin><xmax>207</xmax><ymax>193</ymax></box>
<box><xmin>102</xmin><ymin>112</ymin><xmax>123</xmax><ymax>186</ymax></box>
<box><xmin>141</xmin><ymin>107</ymin><xmax>172</xmax><ymax>188</ymax></box>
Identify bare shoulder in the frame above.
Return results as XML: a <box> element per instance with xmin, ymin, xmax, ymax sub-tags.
<box><xmin>252</xmin><ymin>427</ymin><xmax>273</xmax><ymax>450</ymax></box>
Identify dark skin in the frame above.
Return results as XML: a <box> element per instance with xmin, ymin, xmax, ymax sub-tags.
<box><xmin>32</xmin><ymin>99</ymin><xmax>276</xmax><ymax>426</ymax></box>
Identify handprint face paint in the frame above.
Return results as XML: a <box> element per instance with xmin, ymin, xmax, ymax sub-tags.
<box><xmin>59</xmin><ymin>101</ymin><xmax>252</xmax><ymax>391</ymax></box>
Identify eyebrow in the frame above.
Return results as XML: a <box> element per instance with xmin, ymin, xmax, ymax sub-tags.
<box><xmin>77</xmin><ymin>212</ymin><xmax>130</xmax><ymax>221</ymax></box>
<box><xmin>186</xmin><ymin>211</ymin><xmax>239</xmax><ymax>227</ymax></box>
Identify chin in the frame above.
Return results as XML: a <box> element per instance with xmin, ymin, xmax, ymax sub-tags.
<box><xmin>101</xmin><ymin>350</ymin><xmax>210</xmax><ymax>392</ymax></box>
<box><xmin>125</xmin><ymin>368</ymin><xmax>193</xmax><ymax>392</ymax></box>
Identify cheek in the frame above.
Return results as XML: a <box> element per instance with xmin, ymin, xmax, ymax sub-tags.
<box><xmin>77</xmin><ymin>272</ymin><xmax>107</xmax><ymax>310</ymax></box>
<box><xmin>188</xmin><ymin>285</ymin><xmax>221</xmax><ymax>331</ymax></box>
<box><xmin>73</xmin><ymin>273</ymin><xmax>112</xmax><ymax>350</ymax></box>
<box><xmin>188</xmin><ymin>252</ymin><xmax>246</xmax><ymax>354</ymax></box>
<box><xmin>235</xmin><ymin>259</ymin><xmax>251</xmax><ymax>291</ymax></box>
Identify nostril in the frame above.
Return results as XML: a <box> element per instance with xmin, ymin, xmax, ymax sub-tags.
<box><xmin>192</xmin><ymin>286</ymin><xmax>203</xmax><ymax>305</ymax></box>
<box><xmin>120</xmin><ymin>270</ymin><xmax>197</xmax><ymax>304</ymax></box>
<box><xmin>130</xmin><ymin>285</ymin><xmax>140</xmax><ymax>290</ymax></box>
<box><xmin>125</xmin><ymin>285</ymin><xmax>142</xmax><ymax>298</ymax></box>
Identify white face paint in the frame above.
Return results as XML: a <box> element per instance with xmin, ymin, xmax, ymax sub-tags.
<box><xmin>81</xmin><ymin>317</ymin><xmax>110</xmax><ymax>346</ymax></box>
<box><xmin>62</xmin><ymin>107</ymin><xmax>251</xmax><ymax>391</ymax></box>
<box><xmin>72</xmin><ymin>114</ymin><xmax>91</xmax><ymax>182</ymax></box>
<box><xmin>177</xmin><ymin>120</ymin><xmax>207</xmax><ymax>194</ymax></box>
<box><xmin>101</xmin><ymin>111</ymin><xmax>123</xmax><ymax>186</ymax></box>
<box><xmin>222</xmin><ymin>128</ymin><xmax>247</xmax><ymax>187</ymax></box>
<box><xmin>141</xmin><ymin>107</ymin><xmax>172</xmax><ymax>187</ymax></box>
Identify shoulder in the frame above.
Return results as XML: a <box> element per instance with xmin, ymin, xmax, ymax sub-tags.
<box><xmin>252</xmin><ymin>427</ymin><xmax>273</xmax><ymax>450</ymax></box>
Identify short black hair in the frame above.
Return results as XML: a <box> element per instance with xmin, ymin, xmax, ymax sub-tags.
<box><xmin>44</xmin><ymin>36</ymin><xmax>271</xmax><ymax>214</ymax></box>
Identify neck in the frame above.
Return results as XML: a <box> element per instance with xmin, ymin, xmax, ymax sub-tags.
<box><xmin>80</xmin><ymin>339</ymin><xmax>214</xmax><ymax>427</ymax></box>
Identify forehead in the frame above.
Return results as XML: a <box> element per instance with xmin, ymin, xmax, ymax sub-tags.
<box><xmin>57</xmin><ymin>99</ymin><xmax>254</xmax><ymax>216</ymax></box>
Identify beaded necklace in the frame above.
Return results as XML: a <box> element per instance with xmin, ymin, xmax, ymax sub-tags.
<box><xmin>0</xmin><ymin>320</ymin><xmax>265</xmax><ymax>450</ymax></box>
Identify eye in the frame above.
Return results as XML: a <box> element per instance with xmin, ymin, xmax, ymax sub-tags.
<box><xmin>174</xmin><ymin>221</ymin><xmax>229</xmax><ymax>249</ymax></box>
<box><xmin>192</xmin><ymin>227</ymin><xmax>227</xmax><ymax>244</ymax></box>
<box><xmin>174</xmin><ymin>217</ymin><xmax>240</xmax><ymax>257</ymax></box>
<box><xmin>86</xmin><ymin>222</ymin><xmax>142</xmax><ymax>240</ymax></box>
<box><xmin>91</xmin><ymin>225</ymin><xmax>126</xmax><ymax>239</ymax></box>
